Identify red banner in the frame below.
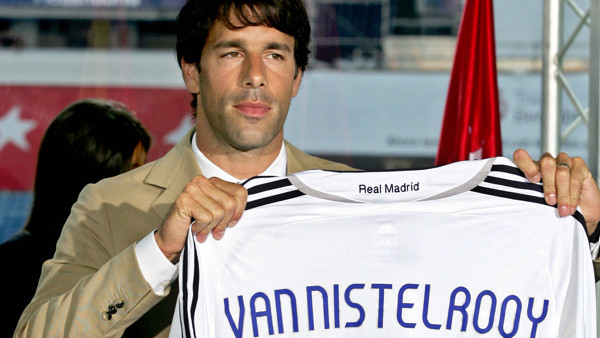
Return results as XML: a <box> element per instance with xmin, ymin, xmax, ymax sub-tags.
<box><xmin>0</xmin><ymin>85</ymin><xmax>193</xmax><ymax>190</ymax></box>
<box><xmin>434</xmin><ymin>0</ymin><xmax>502</xmax><ymax>165</ymax></box>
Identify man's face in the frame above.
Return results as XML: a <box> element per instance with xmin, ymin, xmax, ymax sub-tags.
<box><xmin>183</xmin><ymin>19</ymin><xmax>302</xmax><ymax>153</ymax></box>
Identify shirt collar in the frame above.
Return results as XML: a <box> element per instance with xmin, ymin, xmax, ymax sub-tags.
<box><xmin>191</xmin><ymin>132</ymin><xmax>287</xmax><ymax>183</ymax></box>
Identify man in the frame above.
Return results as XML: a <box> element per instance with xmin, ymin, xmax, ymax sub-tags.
<box><xmin>14</xmin><ymin>0</ymin><xmax>600</xmax><ymax>337</ymax></box>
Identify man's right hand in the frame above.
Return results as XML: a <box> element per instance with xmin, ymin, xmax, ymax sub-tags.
<box><xmin>154</xmin><ymin>176</ymin><xmax>248</xmax><ymax>263</ymax></box>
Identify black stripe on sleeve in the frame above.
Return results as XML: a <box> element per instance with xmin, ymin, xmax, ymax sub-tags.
<box><xmin>245</xmin><ymin>190</ymin><xmax>305</xmax><ymax>210</ymax></box>
<box><xmin>490</xmin><ymin>164</ymin><xmax>527</xmax><ymax>178</ymax></box>
<box><xmin>472</xmin><ymin>186</ymin><xmax>546</xmax><ymax>205</ymax></box>
<box><xmin>483</xmin><ymin>176</ymin><xmax>544</xmax><ymax>193</ymax></box>
<box><xmin>490</xmin><ymin>164</ymin><xmax>545</xmax><ymax>184</ymax></box>
<box><xmin>472</xmin><ymin>186</ymin><xmax>587</xmax><ymax>233</ymax></box>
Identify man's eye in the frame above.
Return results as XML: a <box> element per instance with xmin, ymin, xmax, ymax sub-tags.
<box><xmin>269</xmin><ymin>53</ymin><xmax>284</xmax><ymax>60</ymax></box>
<box><xmin>223</xmin><ymin>51</ymin><xmax>241</xmax><ymax>57</ymax></box>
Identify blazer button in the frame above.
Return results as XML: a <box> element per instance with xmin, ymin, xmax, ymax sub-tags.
<box><xmin>108</xmin><ymin>305</ymin><xmax>117</xmax><ymax>314</ymax></box>
<box><xmin>115</xmin><ymin>299</ymin><xmax>125</xmax><ymax>308</ymax></box>
<box><xmin>102</xmin><ymin>312</ymin><xmax>112</xmax><ymax>321</ymax></box>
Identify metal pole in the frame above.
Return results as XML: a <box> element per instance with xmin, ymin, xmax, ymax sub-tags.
<box><xmin>589</xmin><ymin>0</ymin><xmax>600</xmax><ymax>179</ymax></box>
<box><xmin>542</xmin><ymin>0</ymin><xmax>562</xmax><ymax>156</ymax></box>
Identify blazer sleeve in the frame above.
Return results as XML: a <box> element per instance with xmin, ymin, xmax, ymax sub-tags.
<box><xmin>14</xmin><ymin>183</ymin><xmax>167</xmax><ymax>337</ymax></box>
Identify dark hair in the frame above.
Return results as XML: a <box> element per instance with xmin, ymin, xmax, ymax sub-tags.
<box><xmin>24</xmin><ymin>98</ymin><xmax>151</xmax><ymax>243</ymax></box>
<box><xmin>176</xmin><ymin>0</ymin><xmax>311</xmax><ymax>108</ymax></box>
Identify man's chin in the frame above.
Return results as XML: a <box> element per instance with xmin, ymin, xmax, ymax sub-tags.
<box><xmin>229</xmin><ymin>136</ymin><xmax>278</xmax><ymax>152</ymax></box>
<box><xmin>228</xmin><ymin>138</ymin><xmax>266</xmax><ymax>152</ymax></box>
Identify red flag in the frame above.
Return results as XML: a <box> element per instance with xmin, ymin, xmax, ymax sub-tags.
<box><xmin>435</xmin><ymin>0</ymin><xmax>502</xmax><ymax>165</ymax></box>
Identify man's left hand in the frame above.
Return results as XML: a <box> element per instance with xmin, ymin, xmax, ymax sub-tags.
<box><xmin>513</xmin><ymin>148</ymin><xmax>600</xmax><ymax>236</ymax></box>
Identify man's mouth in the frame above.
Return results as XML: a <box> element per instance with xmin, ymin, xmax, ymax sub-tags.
<box><xmin>234</xmin><ymin>102</ymin><xmax>271</xmax><ymax>118</ymax></box>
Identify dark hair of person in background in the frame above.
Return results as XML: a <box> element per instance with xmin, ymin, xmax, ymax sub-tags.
<box><xmin>26</xmin><ymin>98</ymin><xmax>151</xmax><ymax>244</ymax></box>
<box><xmin>0</xmin><ymin>98</ymin><xmax>151</xmax><ymax>336</ymax></box>
<box><xmin>175</xmin><ymin>0</ymin><xmax>311</xmax><ymax>110</ymax></box>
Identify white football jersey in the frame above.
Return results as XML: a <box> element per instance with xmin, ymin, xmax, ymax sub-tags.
<box><xmin>170</xmin><ymin>157</ymin><xmax>596</xmax><ymax>338</ymax></box>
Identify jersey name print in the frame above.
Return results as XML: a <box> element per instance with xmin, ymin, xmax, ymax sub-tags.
<box><xmin>170</xmin><ymin>157</ymin><xmax>596</xmax><ymax>338</ymax></box>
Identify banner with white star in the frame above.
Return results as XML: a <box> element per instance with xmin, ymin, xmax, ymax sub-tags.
<box><xmin>0</xmin><ymin>85</ymin><xmax>193</xmax><ymax>190</ymax></box>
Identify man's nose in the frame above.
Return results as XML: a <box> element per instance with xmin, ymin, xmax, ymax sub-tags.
<box><xmin>241</xmin><ymin>55</ymin><xmax>266</xmax><ymax>89</ymax></box>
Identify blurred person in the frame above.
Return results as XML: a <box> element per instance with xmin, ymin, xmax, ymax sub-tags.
<box><xmin>0</xmin><ymin>98</ymin><xmax>151</xmax><ymax>337</ymax></box>
<box><xmin>14</xmin><ymin>0</ymin><xmax>600</xmax><ymax>336</ymax></box>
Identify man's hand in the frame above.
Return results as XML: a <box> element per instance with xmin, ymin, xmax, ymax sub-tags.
<box><xmin>154</xmin><ymin>176</ymin><xmax>248</xmax><ymax>263</ymax></box>
<box><xmin>513</xmin><ymin>148</ymin><xmax>600</xmax><ymax>235</ymax></box>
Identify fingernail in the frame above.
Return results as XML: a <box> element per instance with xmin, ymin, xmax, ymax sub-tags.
<box><xmin>213</xmin><ymin>229</ymin><xmax>225</xmax><ymax>240</ymax></box>
<box><xmin>530</xmin><ymin>174</ymin><xmax>541</xmax><ymax>183</ymax></box>
<box><xmin>570</xmin><ymin>206</ymin><xmax>576</xmax><ymax>215</ymax></box>
<box><xmin>559</xmin><ymin>205</ymin><xmax>569</xmax><ymax>216</ymax></box>
<box><xmin>228</xmin><ymin>220</ymin><xmax>238</xmax><ymax>228</ymax></box>
<box><xmin>196</xmin><ymin>232</ymin><xmax>208</xmax><ymax>243</ymax></box>
<box><xmin>546</xmin><ymin>193</ymin><xmax>557</xmax><ymax>205</ymax></box>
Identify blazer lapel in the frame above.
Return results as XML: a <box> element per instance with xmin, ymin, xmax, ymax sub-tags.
<box><xmin>146</xmin><ymin>128</ymin><xmax>203</xmax><ymax>219</ymax></box>
<box><xmin>285</xmin><ymin>140</ymin><xmax>326</xmax><ymax>173</ymax></box>
<box><xmin>285</xmin><ymin>140</ymin><xmax>356</xmax><ymax>174</ymax></box>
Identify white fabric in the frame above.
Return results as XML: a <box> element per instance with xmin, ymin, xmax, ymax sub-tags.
<box><xmin>135</xmin><ymin>133</ymin><xmax>287</xmax><ymax>295</ymax></box>
<box><xmin>135</xmin><ymin>231</ymin><xmax>178</xmax><ymax>295</ymax></box>
<box><xmin>171</xmin><ymin>157</ymin><xmax>596</xmax><ymax>337</ymax></box>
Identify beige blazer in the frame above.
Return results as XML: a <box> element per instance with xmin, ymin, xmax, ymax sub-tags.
<box><xmin>15</xmin><ymin>128</ymin><xmax>354</xmax><ymax>337</ymax></box>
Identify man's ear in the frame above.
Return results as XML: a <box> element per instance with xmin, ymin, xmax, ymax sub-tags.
<box><xmin>181</xmin><ymin>60</ymin><xmax>200</xmax><ymax>94</ymax></box>
<box><xmin>292</xmin><ymin>68</ymin><xmax>303</xmax><ymax>97</ymax></box>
